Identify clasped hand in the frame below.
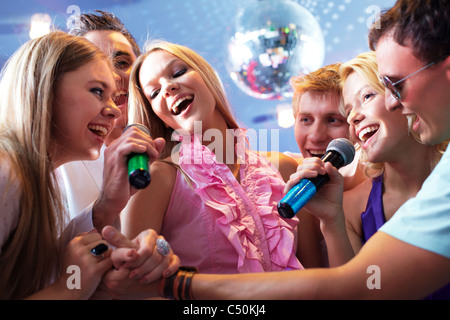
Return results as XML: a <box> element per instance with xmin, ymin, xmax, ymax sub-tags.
<box><xmin>95</xmin><ymin>226</ymin><xmax>180</xmax><ymax>300</ymax></box>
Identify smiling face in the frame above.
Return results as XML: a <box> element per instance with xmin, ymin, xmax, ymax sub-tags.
<box><xmin>294</xmin><ymin>91</ymin><xmax>349</xmax><ymax>159</ymax></box>
<box><xmin>344</xmin><ymin>71</ymin><xmax>413</xmax><ymax>163</ymax></box>
<box><xmin>139</xmin><ymin>50</ymin><xmax>223</xmax><ymax>133</ymax></box>
<box><xmin>51</xmin><ymin>58</ymin><xmax>120</xmax><ymax>166</ymax></box>
<box><xmin>84</xmin><ymin>30</ymin><xmax>137</xmax><ymax>144</ymax></box>
<box><xmin>376</xmin><ymin>35</ymin><xmax>450</xmax><ymax>145</ymax></box>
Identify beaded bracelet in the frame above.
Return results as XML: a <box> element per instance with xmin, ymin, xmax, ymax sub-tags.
<box><xmin>159</xmin><ymin>266</ymin><xmax>198</xmax><ymax>300</ymax></box>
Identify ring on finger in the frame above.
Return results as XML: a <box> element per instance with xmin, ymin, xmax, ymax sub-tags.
<box><xmin>156</xmin><ymin>238</ymin><xmax>170</xmax><ymax>257</ymax></box>
<box><xmin>90</xmin><ymin>243</ymin><xmax>108</xmax><ymax>258</ymax></box>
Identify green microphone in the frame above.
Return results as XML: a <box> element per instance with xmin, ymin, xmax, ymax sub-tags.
<box><xmin>123</xmin><ymin>124</ymin><xmax>151</xmax><ymax>189</ymax></box>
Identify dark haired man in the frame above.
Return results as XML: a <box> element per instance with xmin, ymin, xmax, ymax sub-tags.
<box><xmin>59</xmin><ymin>10</ymin><xmax>146</xmax><ymax>227</ymax></box>
<box><xmin>367</xmin><ymin>0</ymin><xmax>450</xmax><ymax>299</ymax></box>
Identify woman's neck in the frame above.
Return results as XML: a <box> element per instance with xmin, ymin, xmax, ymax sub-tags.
<box><xmin>200</xmin><ymin>115</ymin><xmax>241</xmax><ymax>178</ymax></box>
<box><xmin>382</xmin><ymin>142</ymin><xmax>433</xmax><ymax>197</ymax></box>
<box><xmin>202</xmin><ymin>112</ymin><xmax>239</xmax><ymax>162</ymax></box>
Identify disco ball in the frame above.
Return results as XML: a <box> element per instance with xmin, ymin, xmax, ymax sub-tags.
<box><xmin>225</xmin><ymin>0</ymin><xmax>325</xmax><ymax>100</ymax></box>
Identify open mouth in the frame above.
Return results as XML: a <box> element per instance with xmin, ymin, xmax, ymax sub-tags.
<box><xmin>309</xmin><ymin>150</ymin><xmax>326</xmax><ymax>159</ymax></box>
<box><xmin>114</xmin><ymin>90</ymin><xmax>128</xmax><ymax>106</ymax></box>
<box><xmin>88</xmin><ymin>125</ymin><xmax>108</xmax><ymax>138</ymax></box>
<box><xmin>171</xmin><ymin>95</ymin><xmax>194</xmax><ymax>116</ymax></box>
<box><xmin>358</xmin><ymin>125</ymin><xmax>380</xmax><ymax>142</ymax></box>
<box><xmin>407</xmin><ymin>114</ymin><xmax>421</xmax><ymax>133</ymax></box>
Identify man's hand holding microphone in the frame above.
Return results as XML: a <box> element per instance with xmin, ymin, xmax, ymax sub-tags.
<box><xmin>93</xmin><ymin>123</ymin><xmax>165</xmax><ymax>230</ymax></box>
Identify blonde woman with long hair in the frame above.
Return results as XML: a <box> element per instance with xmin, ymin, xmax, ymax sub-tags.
<box><xmin>340</xmin><ymin>52</ymin><xmax>448</xmax><ymax>252</ymax></box>
<box><xmin>122</xmin><ymin>40</ymin><xmax>302</xmax><ymax>274</ymax></box>
<box><xmin>0</xmin><ymin>32</ymin><xmax>175</xmax><ymax>299</ymax></box>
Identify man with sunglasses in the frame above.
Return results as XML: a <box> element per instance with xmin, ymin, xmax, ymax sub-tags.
<box><xmin>367</xmin><ymin>0</ymin><xmax>450</xmax><ymax>298</ymax></box>
<box><xmin>370</xmin><ymin>0</ymin><xmax>449</xmax><ymax>147</ymax></box>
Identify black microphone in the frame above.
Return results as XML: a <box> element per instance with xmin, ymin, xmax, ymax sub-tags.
<box><xmin>277</xmin><ymin>138</ymin><xmax>355</xmax><ymax>219</ymax></box>
<box><xmin>123</xmin><ymin>124</ymin><xmax>151</xmax><ymax>189</ymax></box>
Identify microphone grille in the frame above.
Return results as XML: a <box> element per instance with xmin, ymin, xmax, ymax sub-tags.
<box><xmin>123</xmin><ymin>123</ymin><xmax>151</xmax><ymax>136</ymax></box>
<box><xmin>326</xmin><ymin>138</ymin><xmax>356</xmax><ymax>166</ymax></box>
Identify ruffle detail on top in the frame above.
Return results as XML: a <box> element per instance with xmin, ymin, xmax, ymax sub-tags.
<box><xmin>178</xmin><ymin>130</ymin><xmax>303</xmax><ymax>273</ymax></box>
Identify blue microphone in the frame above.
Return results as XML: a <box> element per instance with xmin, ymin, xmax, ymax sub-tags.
<box><xmin>277</xmin><ymin>138</ymin><xmax>355</xmax><ymax>219</ymax></box>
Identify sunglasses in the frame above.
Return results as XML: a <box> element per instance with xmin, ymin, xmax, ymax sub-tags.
<box><xmin>380</xmin><ymin>55</ymin><xmax>447</xmax><ymax>101</ymax></box>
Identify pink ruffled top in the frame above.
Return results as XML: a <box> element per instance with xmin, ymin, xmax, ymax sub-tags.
<box><xmin>161</xmin><ymin>131</ymin><xmax>303</xmax><ymax>273</ymax></box>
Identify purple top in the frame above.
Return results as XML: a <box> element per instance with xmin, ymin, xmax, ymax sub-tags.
<box><xmin>361</xmin><ymin>175</ymin><xmax>449</xmax><ymax>300</ymax></box>
<box><xmin>361</xmin><ymin>176</ymin><xmax>385</xmax><ymax>244</ymax></box>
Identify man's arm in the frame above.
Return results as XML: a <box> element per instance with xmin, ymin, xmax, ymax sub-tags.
<box><xmin>191</xmin><ymin>231</ymin><xmax>450</xmax><ymax>299</ymax></box>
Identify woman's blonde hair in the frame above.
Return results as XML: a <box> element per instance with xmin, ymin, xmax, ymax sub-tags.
<box><xmin>339</xmin><ymin>51</ymin><xmax>448</xmax><ymax>177</ymax></box>
<box><xmin>0</xmin><ymin>31</ymin><xmax>107</xmax><ymax>299</ymax></box>
<box><xmin>128</xmin><ymin>40</ymin><xmax>239</xmax><ymax>159</ymax></box>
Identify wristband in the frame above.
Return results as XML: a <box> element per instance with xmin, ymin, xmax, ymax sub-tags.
<box><xmin>159</xmin><ymin>266</ymin><xmax>198</xmax><ymax>300</ymax></box>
